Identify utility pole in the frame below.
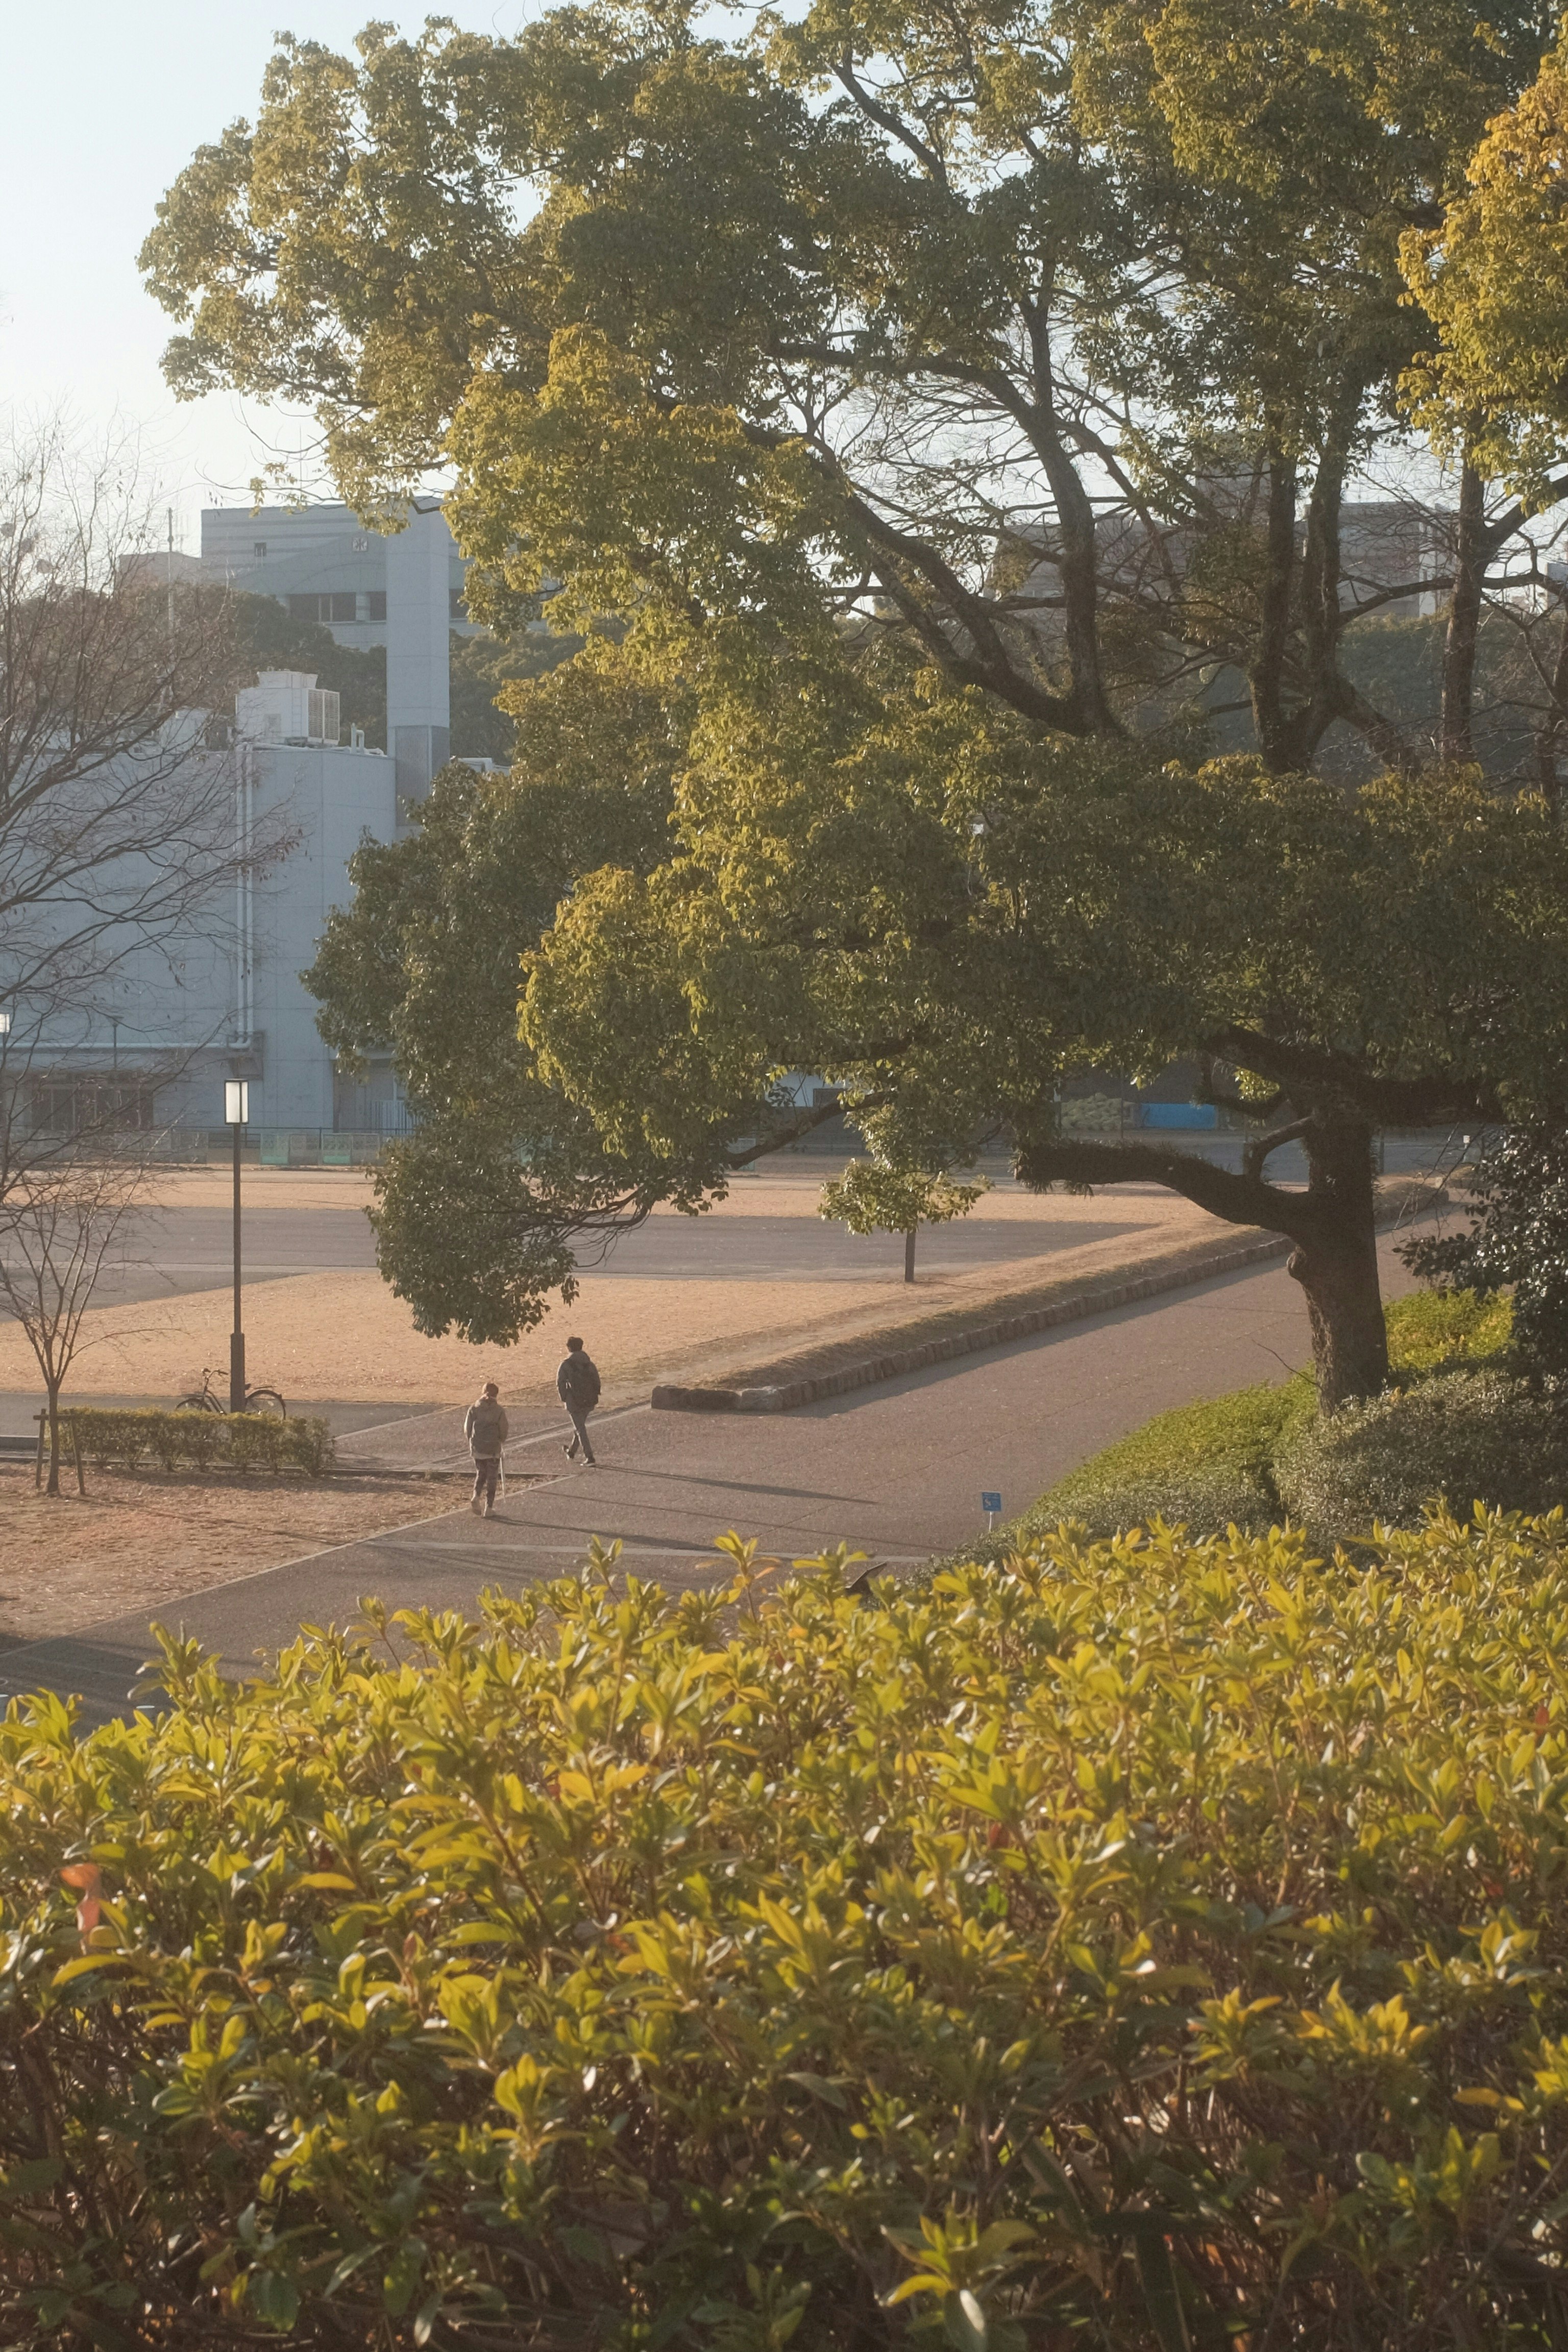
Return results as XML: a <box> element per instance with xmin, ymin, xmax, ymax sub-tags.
<box><xmin>225</xmin><ymin>1080</ymin><xmax>248</xmax><ymax>1412</ymax></box>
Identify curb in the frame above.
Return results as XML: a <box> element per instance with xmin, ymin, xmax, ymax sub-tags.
<box><xmin>651</xmin><ymin>1181</ymin><xmax>1444</xmax><ymax>1416</ymax></box>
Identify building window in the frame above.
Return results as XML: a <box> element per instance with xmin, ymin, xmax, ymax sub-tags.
<box><xmin>287</xmin><ymin>590</ymin><xmax>387</xmax><ymax>626</ymax></box>
<box><xmin>31</xmin><ymin>1077</ymin><xmax>157</xmax><ymax>1135</ymax></box>
<box><xmin>450</xmin><ymin>587</ymin><xmax>466</xmax><ymax>619</ymax></box>
<box><xmin>253</xmin><ymin>540</ymin><xmax>266</xmax><ymax>558</ymax></box>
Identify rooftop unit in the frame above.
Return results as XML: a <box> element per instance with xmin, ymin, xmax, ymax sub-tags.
<box><xmin>235</xmin><ymin>670</ymin><xmax>341</xmax><ymax>747</ymax></box>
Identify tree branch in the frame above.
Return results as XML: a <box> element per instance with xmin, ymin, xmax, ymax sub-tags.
<box><xmin>1242</xmin><ymin>1116</ymin><xmax>1312</xmax><ymax>1181</ymax></box>
<box><xmin>1015</xmin><ymin>1133</ymin><xmax>1318</xmax><ymax>1244</ymax></box>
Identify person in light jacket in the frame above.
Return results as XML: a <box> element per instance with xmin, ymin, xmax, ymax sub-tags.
<box><xmin>464</xmin><ymin>1382</ymin><xmax>509</xmax><ymax>1515</ymax></box>
<box><xmin>557</xmin><ymin>1336</ymin><xmax>601</xmax><ymax>1464</ymax></box>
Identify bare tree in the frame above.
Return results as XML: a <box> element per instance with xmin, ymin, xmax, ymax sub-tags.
<box><xmin>0</xmin><ymin>416</ymin><xmax>289</xmax><ymax>1205</ymax></box>
<box><xmin>0</xmin><ymin>1145</ymin><xmax>153</xmax><ymax>1494</ymax></box>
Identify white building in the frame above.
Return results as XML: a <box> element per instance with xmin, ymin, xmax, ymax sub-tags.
<box><xmin>17</xmin><ymin>496</ymin><xmax>469</xmax><ymax>1159</ymax></box>
<box><xmin>199</xmin><ymin>498</ymin><xmax>478</xmax><ymax>651</ymax></box>
<box><xmin>15</xmin><ymin>677</ymin><xmax>401</xmax><ymax>1153</ymax></box>
<box><xmin>234</xmin><ymin>672</ymin><xmax>401</xmax><ymax>1134</ymax></box>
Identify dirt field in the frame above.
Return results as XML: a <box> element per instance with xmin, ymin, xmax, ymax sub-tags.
<box><xmin>0</xmin><ymin>1169</ymin><xmax>1210</xmax><ymax>1408</ymax></box>
<box><xmin>143</xmin><ymin>1166</ymin><xmax>1166</xmax><ymax>1222</ymax></box>
<box><xmin>0</xmin><ymin>1461</ymin><xmax>463</xmax><ymax>1649</ymax></box>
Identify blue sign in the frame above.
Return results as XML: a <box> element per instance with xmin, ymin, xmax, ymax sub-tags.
<box><xmin>981</xmin><ymin>1492</ymin><xmax>1002</xmax><ymax>1515</ymax></box>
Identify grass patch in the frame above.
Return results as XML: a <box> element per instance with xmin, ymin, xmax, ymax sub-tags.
<box><xmin>1383</xmin><ymin>1283</ymin><xmax>1512</xmax><ymax>1370</ymax></box>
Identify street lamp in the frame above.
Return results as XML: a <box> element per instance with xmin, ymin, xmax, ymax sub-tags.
<box><xmin>225</xmin><ymin>1080</ymin><xmax>249</xmax><ymax>1413</ymax></box>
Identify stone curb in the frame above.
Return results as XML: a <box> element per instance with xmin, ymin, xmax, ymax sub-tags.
<box><xmin>651</xmin><ymin>1180</ymin><xmax>1444</xmax><ymax>1416</ymax></box>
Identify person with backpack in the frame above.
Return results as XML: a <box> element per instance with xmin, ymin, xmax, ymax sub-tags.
<box><xmin>464</xmin><ymin>1381</ymin><xmax>508</xmax><ymax>1515</ymax></box>
<box><xmin>556</xmin><ymin>1335</ymin><xmax>601</xmax><ymax>1465</ymax></box>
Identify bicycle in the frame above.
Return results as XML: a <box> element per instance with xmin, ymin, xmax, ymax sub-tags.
<box><xmin>174</xmin><ymin>1369</ymin><xmax>287</xmax><ymax>1418</ymax></box>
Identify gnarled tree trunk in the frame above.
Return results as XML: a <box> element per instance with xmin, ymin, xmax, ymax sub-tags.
<box><xmin>1018</xmin><ymin>1108</ymin><xmax>1390</xmax><ymax>1413</ymax></box>
<box><xmin>1286</xmin><ymin>1117</ymin><xmax>1387</xmax><ymax>1407</ymax></box>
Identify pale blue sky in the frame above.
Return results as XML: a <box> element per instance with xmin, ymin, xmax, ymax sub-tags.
<box><xmin>0</xmin><ymin>1</ymin><xmax>528</xmax><ymax>540</ymax></box>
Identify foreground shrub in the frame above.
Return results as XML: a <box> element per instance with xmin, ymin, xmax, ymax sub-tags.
<box><xmin>5</xmin><ymin>1522</ymin><xmax>1568</xmax><ymax>2346</ymax></box>
<box><xmin>1274</xmin><ymin>1366</ymin><xmax>1568</xmax><ymax>1546</ymax></box>
<box><xmin>64</xmin><ymin>1405</ymin><xmax>334</xmax><ymax>1477</ymax></box>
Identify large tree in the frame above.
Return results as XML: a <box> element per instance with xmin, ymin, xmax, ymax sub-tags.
<box><xmin>140</xmin><ymin>0</ymin><xmax>1556</xmax><ymax>765</ymax></box>
<box><xmin>144</xmin><ymin>1</ymin><xmax>1568</xmax><ymax>1405</ymax></box>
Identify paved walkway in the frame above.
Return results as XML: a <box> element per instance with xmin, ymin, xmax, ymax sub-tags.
<box><xmin>0</xmin><ymin>1232</ymin><xmax>1422</xmax><ymax>1719</ymax></box>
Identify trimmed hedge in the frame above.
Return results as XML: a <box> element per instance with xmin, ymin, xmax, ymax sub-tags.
<box><xmin>1020</xmin><ymin>1376</ymin><xmax>1310</xmax><ymax>1541</ymax></box>
<box><xmin>4</xmin><ymin>1523</ymin><xmax>1568</xmax><ymax>2345</ymax></box>
<box><xmin>63</xmin><ymin>1406</ymin><xmax>334</xmax><ymax>1478</ymax></box>
<box><xmin>1011</xmin><ymin>1288</ymin><xmax>1514</xmax><ymax>1545</ymax></box>
<box><xmin>1274</xmin><ymin>1366</ymin><xmax>1568</xmax><ymax>1547</ymax></box>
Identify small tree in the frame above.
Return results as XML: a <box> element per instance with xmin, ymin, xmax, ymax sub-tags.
<box><xmin>819</xmin><ymin>1162</ymin><xmax>991</xmax><ymax>1284</ymax></box>
<box><xmin>0</xmin><ymin>1150</ymin><xmax>151</xmax><ymax>1494</ymax></box>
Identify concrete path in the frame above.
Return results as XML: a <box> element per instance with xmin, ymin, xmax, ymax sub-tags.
<box><xmin>0</xmin><ymin>1230</ymin><xmax>1422</xmax><ymax>1720</ymax></box>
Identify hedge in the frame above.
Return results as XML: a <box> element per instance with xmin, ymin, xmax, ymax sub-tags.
<box><xmin>4</xmin><ymin>1520</ymin><xmax>1568</xmax><ymax>2346</ymax></box>
<box><xmin>1275</xmin><ymin>1365</ymin><xmax>1568</xmax><ymax>1547</ymax></box>
<box><xmin>1003</xmin><ymin>1288</ymin><xmax>1515</xmax><ymax>1547</ymax></box>
<box><xmin>62</xmin><ymin>1406</ymin><xmax>334</xmax><ymax>1478</ymax></box>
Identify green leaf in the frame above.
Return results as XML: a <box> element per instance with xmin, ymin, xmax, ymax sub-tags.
<box><xmin>943</xmin><ymin>2289</ymin><xmax>989</xmax><ymax>2352</ymax></box>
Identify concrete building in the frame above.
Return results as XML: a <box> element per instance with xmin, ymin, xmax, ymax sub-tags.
<box><xmin>12</xmin><ymin>498</ymin><xmax>507</xmax><ymax>1159</ymax></box>
<box><xmin>385</xmin><ymin>499</ymin><xmax>452</xmax><ymax>804</ymax></box>
<box><xmin>232</xmin><ymin>673</ymin><xmax>404</xmax><ymax>1134</ymax></box>
<box><xmin>17</xmin><ymin>674</ymin><xmax>405</xmax><ymax>1152</ymax></box>
<box><xmin>1004</xmin><ymin>494</ymin><xmax>1444</xmax><ymax>634</ymax></box>
<box><xmin>199</xmin><ymin>499</ymin><xmax>477</xmax><ymax>650</ymax></box>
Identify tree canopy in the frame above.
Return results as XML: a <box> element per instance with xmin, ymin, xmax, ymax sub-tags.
<box><xmin>145</xmin><ymin>0</ymin><xmax>1568</xmax><ymax>1404</ymax></box>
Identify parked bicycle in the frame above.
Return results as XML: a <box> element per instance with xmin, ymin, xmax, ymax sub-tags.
<box><xmin>174</xmin><ymin>1369</ymin><xmax>287</xmax><ymax>1418</ymax></box>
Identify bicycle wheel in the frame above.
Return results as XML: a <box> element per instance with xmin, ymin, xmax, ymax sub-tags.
<box><xmin>245</xmin><ymin>1387</ymin><xmax>287</xmax><ymax>1418</ymax></box>
<box><xmin>174</xmin><ymin>1391</ymin><xmax>222</xmax><ymax>1413</ymax></box>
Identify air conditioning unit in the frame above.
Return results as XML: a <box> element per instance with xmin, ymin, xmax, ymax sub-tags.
<box><xmin>235</xmin><ymin>671</ymin><xmax>341</xmax><ymax>746</ymax></box>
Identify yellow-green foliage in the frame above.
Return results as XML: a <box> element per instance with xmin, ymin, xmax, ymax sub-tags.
<box><xmin>1384</xmin><ymin>1286</ymin><xmax>1514</xmax><ymax>1373</ymax></box>
<box><xmin>4</xmin><ymin>1520</ymin><xmax>1568</xmax><ymax>2346</ymax></box>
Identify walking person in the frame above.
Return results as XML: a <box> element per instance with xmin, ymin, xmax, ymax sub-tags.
<box><xmin>557</xmin><ymin>1335</ymin><xmax>601</xmax><ymax>1465</ymax></box>
<box><xmin>464</xmin><ymin>1380</ymin><xmax>508</xmax><ymax>1516</ymax></box>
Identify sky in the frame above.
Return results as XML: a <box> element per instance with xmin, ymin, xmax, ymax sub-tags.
<box><xmin>0</xmin><ymin>1</ymin><xmax>531</xmax><ymax>548</ymax></box>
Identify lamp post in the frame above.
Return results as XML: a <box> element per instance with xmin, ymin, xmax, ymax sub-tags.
<box><xmin>225</xmin><ymin>1080</ymin><xmax>248</xmax><ymax>1413</ymax></box>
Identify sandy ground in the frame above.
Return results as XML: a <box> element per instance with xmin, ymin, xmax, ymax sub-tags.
<box><xmin>0</xmin><ymin>1240</ymin><xmax>1212</xmax><ymax>1409</ymax></box>
<box><xmin>0</xmin><ymin>1461</ymin><xmax>463</xmax><ymax>1648</ymax></box>
<box><xmin>0</xmin><ymin>1176</ymin><xmax>1213</xmax><ymax>1408</ymax></box>
<box><xmin>144</xmin><ymin>1166</ymin><xmax>1175</xmax><ymax>1220</ymax></box>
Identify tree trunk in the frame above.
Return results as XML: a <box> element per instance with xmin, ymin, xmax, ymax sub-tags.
<box><xmin>1016</xmin><ymin>1106</ymin><xmax>1406</xmax><ymax>1413</ymax></box>
<box><xmin>1440</xmin><ymin>455</ymin><xmax>1487</xmax><ymax>765</ymax></box>
<box><xmin>1287</xmin><ymin>1117</ymin><xmax>1388</xmax><ymax>1410</ymax></box>
<box><xmin>45</xmin><ymin>1379</ymin><xmax>61</xmax><ymax>1498</ymax></box>
<box><xmin>904</xmin><ymin>1226</ymin><xmax>916</xmax><ymax>1284</ymax></box>
<box><xmin>1536</xmin><ymin>597</ymin><xmax>1568</xmax><ymax>814</ymax></box>
<box><xmin>1248</xmin><ymin>447</ymin><xmax>1298</xmax><ymax>773</ymax></box>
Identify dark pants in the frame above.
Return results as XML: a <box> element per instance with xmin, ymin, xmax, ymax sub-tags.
<box><xmin>472</xmin><ymin>1455</ymin><xmax>500</xmax><ymax>1506</ymax></box>
<box><xmin>565</xmin><ymin>1404</ymin><xmax>596</xmax><ymax>1462</ymax></box>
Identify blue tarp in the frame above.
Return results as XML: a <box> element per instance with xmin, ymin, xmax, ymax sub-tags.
<box><xmin>1140</xmin><ymin>1102</ymin><xmax>1217</xmax><ymax>1130</ymax></box>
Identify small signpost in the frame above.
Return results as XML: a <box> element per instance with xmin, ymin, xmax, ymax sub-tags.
<box><xmin>981</xmin><ymin>1490</ymin><xmax>1002</xmax><ymax>1531</ymax></box>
